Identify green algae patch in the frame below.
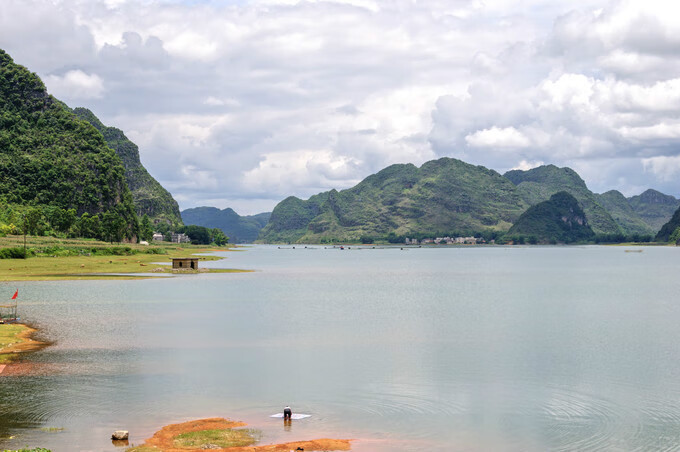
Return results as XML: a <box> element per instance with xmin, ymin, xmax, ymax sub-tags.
<box><xmin>173</xmin><ymin>428</ymin><xmax>262</xmax><ymax>449</ymax></box>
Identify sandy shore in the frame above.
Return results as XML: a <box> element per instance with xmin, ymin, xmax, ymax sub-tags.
<box><xmin>0</xmin><ymin>324</ymin><xmax>47</xmax><ymax>372</ymax></box>
<box><xmin>130</xmin><ymin>417</ymin><xmax>352</xmax><ymax>452</ymax></box>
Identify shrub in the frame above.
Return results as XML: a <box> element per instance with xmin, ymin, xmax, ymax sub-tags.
<box><xmin>0</xmin><ymin>247</ymin><xmax>28</xmax><ymax>259</ymax></box>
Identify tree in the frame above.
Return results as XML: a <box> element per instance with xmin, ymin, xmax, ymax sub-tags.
<box><xmin>101</xmin><ymin>211</ymin><xmax>126</xmax><ymax>243</ymax></box>
<box><xmin>212</xmin><ymin>228</ymin><xmax>229</xmax><ymax>246</ymax></box>
<box><xmin>140</xmin><ymin>214</ymin><xmax>154</xmax><ymax>242</ymax></box>
<box><xmin>670</xmin><ymin>227</ymin><xmax>680</xmax><ymax>245</ymax></box>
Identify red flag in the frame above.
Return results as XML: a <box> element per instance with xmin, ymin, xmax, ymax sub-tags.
<box><xmin>11</xmin><ymin>290</ymin><xmax>18</xmax><ymax>300</ymax></box>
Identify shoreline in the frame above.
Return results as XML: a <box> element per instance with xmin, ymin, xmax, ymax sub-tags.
<box><xmin>0</xmin><ymin>323</ymin><xmax>48</xmax><ymax>370</ymax></box>
<box><xmin>127</xmin><ymin>417</ymin><xmax>352</xmax><ymax>452</ymax></box>
<box><xmin>0</xmin><ymin>246</ymin><xmax>252</xmax><ymax>281</ymax></box>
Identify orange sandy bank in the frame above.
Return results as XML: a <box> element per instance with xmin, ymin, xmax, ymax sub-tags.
<box><xmin>135</xmin><ymin>417</ymin><xmax>352</xmax><ymax>452</ymax></box>
<box><xmin>0</xmin><ymin>324</ymin><xmax>47</xmax><ymax>372</ymax></box>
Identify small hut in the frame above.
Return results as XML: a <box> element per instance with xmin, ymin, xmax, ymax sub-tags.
<box><xmin>172</xmin><ymin>257</ymin><xmax>199</xmax><ymax>270</ymax></box>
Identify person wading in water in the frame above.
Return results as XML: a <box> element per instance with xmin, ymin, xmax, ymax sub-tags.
<box><xmin>283</xmin><ymin>406</ymin><xmax>292</xmax><ymax>420</ymax></box>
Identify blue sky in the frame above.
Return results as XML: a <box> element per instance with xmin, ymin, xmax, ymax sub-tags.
<box><xmin>1</xmin><ymin>0</ymin><xmax>679</xmax><ymax>214</ymax></box>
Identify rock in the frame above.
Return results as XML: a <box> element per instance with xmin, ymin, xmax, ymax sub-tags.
<box><xmin>112</xmin><ymin>430</ymin><xmax>129</xmax><ymax>440</ymax></box>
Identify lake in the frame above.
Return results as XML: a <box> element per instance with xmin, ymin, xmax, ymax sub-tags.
<box><xmin>1</xmin><ymin>245</ymin><xmax>680</xmax><ymax>451</ymax></box>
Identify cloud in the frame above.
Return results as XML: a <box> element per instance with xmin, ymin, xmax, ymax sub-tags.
<box><xmin>2</xmin><ymin>0</ymin><xmax>680</xmax><ymax>214</ymax></box>
<box><xmin>43</xmin><ymin>70</ymin><xmax>105</xmax><ymax>99</ymax></box>
<box><xmin>642</xmin><ymin>156</ymin><xmax>680</xmax><ymax>182</ymax></box>
<box><xmin>465</xmin><ymin>126</ymin><xmax>531</xmax><ymax>149</ymax></box>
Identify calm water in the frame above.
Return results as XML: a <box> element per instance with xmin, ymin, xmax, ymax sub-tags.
<box><xmin>2</xmin><ymin>245</ymin><xmax>680</xmax><ymax>451</ymax></box>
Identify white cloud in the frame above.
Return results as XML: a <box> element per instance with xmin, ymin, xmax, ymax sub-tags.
<box><xmin>43</xmin><ymin>70</ymin><xmax>105</xmax><ymax>99</ymax></box>
<box><xmin>242</xmin><ymin>150</ymin><xmax>362</xmax><ymax>196</ymax></box>
<box><xmin>642</xmin><ymin>155</ymin><xmax>680</xmax><ymax>182</ymax></box>
<box><xmin>2</xmin><ymin>0</ymin><xmax>680</xmax><ymax>213</ymax></box>
<box><xmin>465</xmin><ymin>126</ymin><xmax>531</xmax><ymax>149</ymax></box>
<box><xmin>511</xmin><ymin>159</ymin><xmax>545</xmax><ymax>171</ymax></box>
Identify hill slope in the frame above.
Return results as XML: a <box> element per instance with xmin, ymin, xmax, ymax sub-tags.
<box><xmin>507</xmin><ymin>191</ymin><xmax>594</xmax><ymax>243</ymax></box>
<box><xmin>259</xmin><ymin>157</ymin><xmax>529</xmax><ymax>243</ymax></box>
<box><xmin>655</xmin><ymin>205</ymin><xmax>680</xmax><ymax>242</ymax></box>
<box><xmin>181</xmin><ymin>207</ymin><xmax>271</xmax><ymax>243</ymax></box>
<box><xmin>0</xmin><ymin>48</ymin><xmax>138</xmax><ymax>238</ymax></box>
<box><xmin>504</xmin><ymin>165</ymin><xmax>621</xmax><ymax>235</ymax></box>
<box><xmin>72</xmin><ymin>107</ymin><xmax>182</xmax><ymax>226</ymax></box>
<box><xmin>593</xmin><ymin>190</ymin><xmax>655</xmax><ymax>235</ymax></box>
<box><xmin>628</xmin><ymin>189</ymin><xmax>680</xmax><ymax>232</ymax></box>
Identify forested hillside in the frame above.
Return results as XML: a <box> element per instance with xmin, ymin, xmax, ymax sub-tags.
<box><xmin>504</xmin><ymin>165</ymin><xmax>620</xmax><ymax>235</ymax></box>
<box><xmin>507</xmin><ymin>191</ymin><xmax>594</xmax><ymax>243</ymax></box>
<box><xmin>72</xmin><ymin>107</ymin><xmax>182</xmax><ymax>226</ymax></box>
<box><xmin>0</xmin><ymin>49</ymin><xmax>138</xmax><ymax>240</ymax></box>
<box><xmin>259</xmin><ymin>157</ymin><xmax>529</xmax><ymax>243</ymax></box>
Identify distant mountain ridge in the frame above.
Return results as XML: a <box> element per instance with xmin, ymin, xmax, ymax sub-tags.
<box><xmin>259</xmin><ymin>157</ymin><xmax>530</xmax><ymax>243</ymax></box>
<box><xmin>72</xmin><ymin>107</ymin><xmax>182</xmax><ymax>226</ymax></box>
<box><xmin>627</xmin><ymin>189</ymin><xmax>680</xmax><ymax>232</ymax></box>
<box><xmin>504</xmin><ymin>165</ymin><xmax>620</xmax><ymax>235</ymax></box>
<box><xmin>181</xmin><ymin>207</ymin><xmax>271</xmax><ymax>243</ymax></box>
<box><xmin>257</xmin><ymin>158</ymin><xmax>678</xmax><ymax>243</ymax></box>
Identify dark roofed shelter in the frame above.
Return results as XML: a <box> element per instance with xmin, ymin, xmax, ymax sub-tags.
<box><xmin>172</xmin><ymin>258</ymin><xmax>199</xmax><ymax>270</ymax></box>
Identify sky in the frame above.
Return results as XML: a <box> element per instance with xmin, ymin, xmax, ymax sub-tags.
<box><xmin>2</xmin><ymin>0</ymin><xmax>680</xmax><ymax>215</ymax></box>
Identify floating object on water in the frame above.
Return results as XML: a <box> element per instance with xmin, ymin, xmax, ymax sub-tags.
<box><xmin>270</xmin><ymin>413</ymin><xmax>311</xmax><ymax>419</ymax></box>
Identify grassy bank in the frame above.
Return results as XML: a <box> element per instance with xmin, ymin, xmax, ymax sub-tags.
<box><xmin>0</xmin><ymin>324</ymin><xmax>39</xmax><ymax>364</ymax></box>
<box><xmin>0</xmin><ymin>235</ymin><xmax>248</xmax><ymax>281</ymax></box>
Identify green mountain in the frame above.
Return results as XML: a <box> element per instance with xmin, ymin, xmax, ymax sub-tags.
<box><xmin>258</xmin><ymin>157</ymin><xmax>529</xmax><ymax>243</ymax></box>
<box><xmin>593</xmin><ymin>190</ymin><xmax>655</xmax><ymax>235</ymax></box>
<box><xmin>72</xmin><ymin>107</ymin><xmax>182</xmax><ymax>226</ymax></box>
<box><xmin>655</xmin><ymin>205</ymin><xmax>680</xmax><ymax>242</ymax></box>
<box><xmin>0</xmin><ymin>49</ymin><xmax>138</xmax><ymax>238</ymax></box>
<box><xmin>181</xmin><ymin>207</ymin><xmax>271</xmax><ymax>243</ymax></box>
<box><xmin>507</xmin><ymin>191</ymin><xmax>594</xmax><ymax>243</ymax></box>
<box><xmin>504</xmin><ymin>165</ymin><xmax>621</xmax><ymax>235</ymax></box>
<box><xmin>628</xmin><ymin>189</ymin><xmax>680</xmax><ymax>232</ymax></box>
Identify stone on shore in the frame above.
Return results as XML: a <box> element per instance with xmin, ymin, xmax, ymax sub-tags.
<box><xmin>112</xmin><ymin>430</ymin><xmax>129</xmax><ymax>440</ymax></box>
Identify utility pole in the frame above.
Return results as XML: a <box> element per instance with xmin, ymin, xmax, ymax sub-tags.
<box><xmin>23</xmin><ymin>213</ymin><xmax>27</xmax><ymax>258</ymax></box>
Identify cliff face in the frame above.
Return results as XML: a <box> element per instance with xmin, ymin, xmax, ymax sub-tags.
<box><xmin>72</xmin><ymin>107</ymin><xmax>182</xmax><ymax>226</ymax></box>
<box><xmin>0</xmin><ymin>48</ymin><xmax>138</xmax><ymax>238</ymax></box>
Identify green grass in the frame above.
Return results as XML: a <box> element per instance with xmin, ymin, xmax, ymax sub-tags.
<box><xmin>173</xmin><ymin>428</ymin><xmax>262</xmax><ymax>448</ymax></box>
<box><xmin>0</xmin><ymin>235</ymin><xmax>248</xmax><ymax>281</ymax></box>
<box><xmin>0</xmin><ymin>324</ymin><xmax>29</xmax><ymax>364</ymax></box>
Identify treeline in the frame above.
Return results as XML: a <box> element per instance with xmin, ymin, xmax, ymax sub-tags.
<box><xmin>149</xmin><ymin>222</ymin><xmax>228</xmax><ymax>246</ymax></box>
<box><xmin>0</xmin><ymin>203</ymin><xmax>229</xmax><ymax>247</ymax></box>
<box><xmin>0</xmin><ymin>203</ymin><xmax>137</xmax><ymax>242</ymax></box>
